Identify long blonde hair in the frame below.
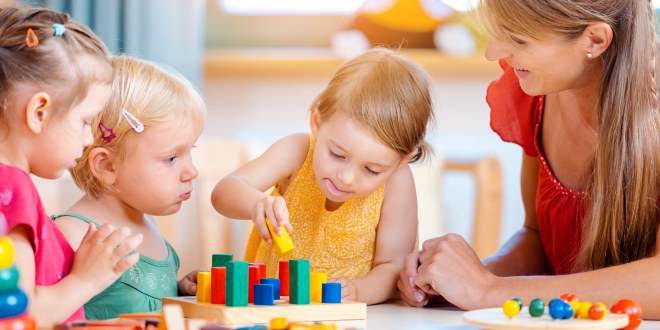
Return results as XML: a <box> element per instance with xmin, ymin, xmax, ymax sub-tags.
<box><xmin>478</xmin><ymin>0</ymin><xmax>660</xmax><ymax>271</ymax></box>
<box><xmin>311</xmin><ymin>47</ymin><xmax>434</xmax><ymax>163</ymax></box>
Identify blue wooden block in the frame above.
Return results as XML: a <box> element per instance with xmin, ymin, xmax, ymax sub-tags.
<box><xmin>226</xmin><ymin>261</ymin><xmax>248</xmax><ymax>307</ymax></box>
<box><xmin>253</xmin><ymin>284</ymin><xmax>274</xmax><ymax>306</ymax></box>
<box><xmin>322</xmin><ymin>282</ymin><xmax>342</xmax><ymax>303</ymax></box>
<box><xmin>260</xmin><ymin>278</ymin><xmax>280</xmax><ymax>300</ymax></box>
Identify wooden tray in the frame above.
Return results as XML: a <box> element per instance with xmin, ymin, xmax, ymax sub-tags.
<box><xmin>463</xmin><ymin>307</ymin><xmax>628</xmax><ymax>329</ymax></box>
<box><xmin>162</xmin><ymin>296</ymin><xmax>366</xmax><ymax>325</ymax></box>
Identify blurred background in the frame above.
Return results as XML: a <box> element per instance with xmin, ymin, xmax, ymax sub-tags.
<box><xmin>16</xmin><ymin>0</ymin><xmax>525</xmax><ymax>276</ymax></box>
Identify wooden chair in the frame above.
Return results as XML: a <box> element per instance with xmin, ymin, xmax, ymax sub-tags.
<box><xmin>443</xmin><ymin>156</ymin><xmax>503</xmax><ymax>259</ymax></box>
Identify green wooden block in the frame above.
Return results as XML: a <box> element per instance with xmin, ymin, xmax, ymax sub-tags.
<box><xmin>212</xmin><ymin>254</ymin><xmax>233</xmax><ymax>267</ymax></box>
<box><xmin>289</xmin><ymin>259</ymin><xmax>310</xmax><ymax>304</ymax></box>
<box><xmin>226</xmin><ymin>261</ymin><xmax>248</xmax><ymax>306</ymax></box>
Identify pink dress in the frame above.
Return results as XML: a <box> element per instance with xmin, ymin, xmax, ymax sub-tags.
<box><xmin>0</xmin><ymin>163</ymin><xmax>84</xmax><ymax>322</ymax></box>
<box><xmin>487</xmin><ymin>61</ymin><xmax>588</xmax><ymax>275</ymax></box>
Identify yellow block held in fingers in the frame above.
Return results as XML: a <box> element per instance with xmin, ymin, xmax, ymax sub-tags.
<box><xmin>265</xmin><ymin>218</ymin><xmax>295</xmax><ymax>257</ymax></box>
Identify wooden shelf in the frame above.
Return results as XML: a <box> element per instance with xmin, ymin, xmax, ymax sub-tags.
<box><xmin>204</xmin><ymin>48</ymin><xmax>502</xmax><ymax>80</ymax></box>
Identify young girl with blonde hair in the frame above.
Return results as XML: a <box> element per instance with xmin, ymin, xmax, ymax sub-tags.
<box><xmin>54</xmin><ymin>55</ymin><xmax>207</xmax><ymax>319</ymax></box>
<box><xmin>212</xmin><ymin>47</ymin><xmax>434</xmax><ymax>305</ymax></box>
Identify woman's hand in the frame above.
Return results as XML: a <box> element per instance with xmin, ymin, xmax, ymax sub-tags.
<box><xmin>413</xmin><ymin>233</ymin><xmax>496</xmax><ymax>310</ymax></box>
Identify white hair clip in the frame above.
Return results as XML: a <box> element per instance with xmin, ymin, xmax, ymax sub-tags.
<box><xmin>121</xmin><ymin>109</ymin><xmax>144</xmax><ymax>133</ymax></box>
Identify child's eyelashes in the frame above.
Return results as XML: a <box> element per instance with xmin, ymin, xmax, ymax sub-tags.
<box><xmin>165</xmin><ymin>155</ymin><xmax>176</xmax><ymax>164</ymax></box>
<box><xmin>365</xmin><ymin>167</ymin><xmax>379</xmax><ymax>176</ymax></box>
<box><xmin>329</xmin><ymin>150</ymin><xmax>345</xmax><ymax>160</ymax></box>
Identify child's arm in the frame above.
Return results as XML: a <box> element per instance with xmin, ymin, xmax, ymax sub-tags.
<box><xmin>10</xmin><ymin>223</ymin><xmax>142</xmax><ymax>326</ymax></box>
<box><xmin>210</xmin><ymin>133</ymin><xmax>308</xmax><ymax>241</ymax></box>
<box><xmin>332</xmin><ymin>164</ymin><xmax>419</xmax><ymax>305</ymax></box>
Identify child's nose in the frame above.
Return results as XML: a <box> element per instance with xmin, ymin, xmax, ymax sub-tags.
<box><xmin>337</xmin><ymin>166</ymin><xmax>356</xmax><ymax>186</ymax></box>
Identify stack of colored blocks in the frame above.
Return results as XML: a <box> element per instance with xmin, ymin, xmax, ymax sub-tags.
<box><xmin>0</xmin><ymin>209</ymin><xmax>35</xmax><ymax>329</ymax></box>
<box><xmin>196</xmin><ymin>254</ymin><xmax>342</xmax><ymax>307</ymax></box>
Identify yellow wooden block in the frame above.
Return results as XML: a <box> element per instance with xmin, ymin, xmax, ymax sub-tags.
<box><xmin>196</xmin><ymin>271</ymin><xmax>212</xmax><ymax>303</ymax></box>
<box><xmin>309</xmin><ymin>272</ymin><xmax>327</xmax><ymax>303</ymax></box>
<box><xmin>265</xmin><ymin>219</ymin><xmax>295</xmax><ymax>257</ymax></box>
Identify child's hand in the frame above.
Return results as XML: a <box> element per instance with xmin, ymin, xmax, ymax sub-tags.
<box><xmin>70</xmin><ymin>223</ymin><xmax>143</xmax><ymax>293</ymax></box>
<box><xmin>330</xmin><ymin>277</ymin><xmax>357</xmax><ymax>302</ymax></box>
<box><xmin>398</xmin><ymin>249</ymin><xmax>432</xmax><ymax>307</ymax></box>
<box><xmin>178</xmin><ymin>268</ymin><xmax>208</xmax><ymax>296</ymax></box>
<box><xmin>251</xmin><ymin>195</ymin><xmax>292</xmax><ymax>243</ymax></box>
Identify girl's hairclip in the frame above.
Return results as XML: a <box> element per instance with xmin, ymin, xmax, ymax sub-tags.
<box><xmin>121</xmin><ymin>109</ymin><xmax>144</xmax><ymax>133</ymax></box>
<box><xmin>99</xmin><ymin>121</ymin><xmax>116</xmax><ymax>143</ymax></box>
<box><xmin>26</xmin><ymin>28</ymin><xmax>38</xmax><ymax>48</ymax></box>
<box><xmin>52</xmin><ymin>23</ymin><xmax>65</xmax><ymax>36</ymax></box>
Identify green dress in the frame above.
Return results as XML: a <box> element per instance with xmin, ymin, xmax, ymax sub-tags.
<box><xmin>52</xmin><ymin>213</ymin><xmax>180</xmax><ymax>320</ymax></box>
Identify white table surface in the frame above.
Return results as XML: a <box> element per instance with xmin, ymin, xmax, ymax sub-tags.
<box><xmin>333</xmin><ymin>299</ymin><xmax>659</xmax><ymax>330</ymax></box>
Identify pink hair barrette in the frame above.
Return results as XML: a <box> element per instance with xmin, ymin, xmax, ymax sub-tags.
<box><xmin>121</xmin><ymin>109</ymin><xmax>144</xmax><ymax>133</ymax></box>
<box><xmin>99</xmin><ymin>122</ymin><xmax>116</xmax><ymax>143</ymax></box>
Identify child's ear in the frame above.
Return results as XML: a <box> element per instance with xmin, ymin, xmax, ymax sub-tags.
<box><xmin>25</xmin><ymin>92</ymin><xmax>51</xmax><ymax>134</ymax></box>
<box><xmin>88</xmin><ymin>147</ymin><xmax>117</xmax><ymax>185</ymax></box>
<box><xmin>309</xmin><ymin>107</ymin><xmax>321</xmax><ymax>138</ymax></box>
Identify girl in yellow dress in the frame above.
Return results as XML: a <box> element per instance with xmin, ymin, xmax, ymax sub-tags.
<box><xmin>211</xmin><ymin>47</ymin><xmax>434</xmax><ymax>305</ymax></box>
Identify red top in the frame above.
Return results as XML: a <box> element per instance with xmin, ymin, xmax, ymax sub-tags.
<box><xmin>0</xmin><ymin>163</ymin><xmax>84</xmax><ymax>322</ymax></box>
<box><xmin>487</xmin><ymin>61</ymin><xmax>588</xmax><ymax>275</ymax></box>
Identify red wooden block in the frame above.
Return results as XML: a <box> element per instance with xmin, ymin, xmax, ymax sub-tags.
<box><xmin>278</xmin><ymin>260</ymin><xmax>289</xmax><ymax>296</ymax></box>
<box><xmin>248</xmin><ymin>265</ymin><xmax>262</xmax><ymax>304</ymax></box>
<box><xmin>249</xmin><ymin>262</ymin><xmax>267</xmax><ymax>279</ymax></box>
<box><xmin>211</xmin><ymin>267</ymin><xmax>226</xmax><ymax>304</ymax></box>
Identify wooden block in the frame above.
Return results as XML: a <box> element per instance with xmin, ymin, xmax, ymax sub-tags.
<box><xmin>309</xmin><ymin>272</ymin><xmax>327</xmax><ymax>303</ymax></box>
<box><xmin>211</xmin><ymin>254</ymin><xmax>233</xmax><ymax>268</ymax></box>
<box><xmin>265</xmin><ymin>219</ymin><xmax>294</xmax><ymax>257</ymax></box>
<box><xmin>321</xmin><ymin>282</ymin><xmax>341</xmax><ymax>304</ymax></box>
<box><xmin>278</xmin><ymin>261</ymin><xmax>289</xmax><ymax>297</ymax></box>
<box><xmin>260</xmin><ymin>278</ymin><xmax>280</xmax><ymax>300</ymax></box>
<box><xmin>253</xmin><ymin>284</ymin><xmax>274</xmax><ymax>306</ymax></box>
<box><xmin>249</xmin><ymin>262</ymin><xmax>266</xmax><ymax>278</ymax></box>
<box><xmin>226</xmin><ymin>261</ymin><xmax>248</xmax><ymax>307</ymax></box>
<box><xmin>289</xmin><ymin>259</ymin><xmax>310</xmax><ymax>305</ymax></box>
<box><xmin>162</xmin><ymin>296</ymin><xmax>366</xmax><ymax>325</ymax></box>
<box><xmin>196</xmin><ymin>271</ymin><xmax>212</xmax><ymax>303</ymax></box>
<box><xmin>162</xmin><ymin>304</ymin><xmax>186</xmax><ymax>330</ymax></box>
<box><xmin>248</xmin><ymin>265</ymin><xmax>261</xmax><ymax>303</ymax></box>
<box><xmin>211</xmin><ymin>267</ymin><xmax>226</xmax><ymax>304</ymax></box>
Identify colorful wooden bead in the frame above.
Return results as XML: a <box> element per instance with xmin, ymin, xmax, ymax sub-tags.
<box><xmin>0</xmin><ymin>265</ymin><xmax>19</xmax><ymax>293</ymax></box>
<box><xmin>0</xmin><ymin>289</ymin><xmax>28</xmax><ymax>318</ymax></box>
<box><xmin>528</xmin><ymin>298</ymin><xmax>545</xmax><ymax>317</ymax></box>
<box><xmin>502</xmin><ymin>299</ymin><xmax>520</xmax><ymax>318</ymax></box>
<box><xmin>0</xmin><ymin>237</ymin><xmax>15</xmax><ymax>269</ymax></box>
<box><xmin>588</xmin><ymin>302</ymin><xmax>607</xmax><ymax>320</ymax></box>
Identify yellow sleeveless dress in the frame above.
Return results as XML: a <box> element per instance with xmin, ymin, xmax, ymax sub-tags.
<box><xmin>244</xmin><ymin>135</ymin><xmax>385</xmax><ymax>279</ymax></box>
